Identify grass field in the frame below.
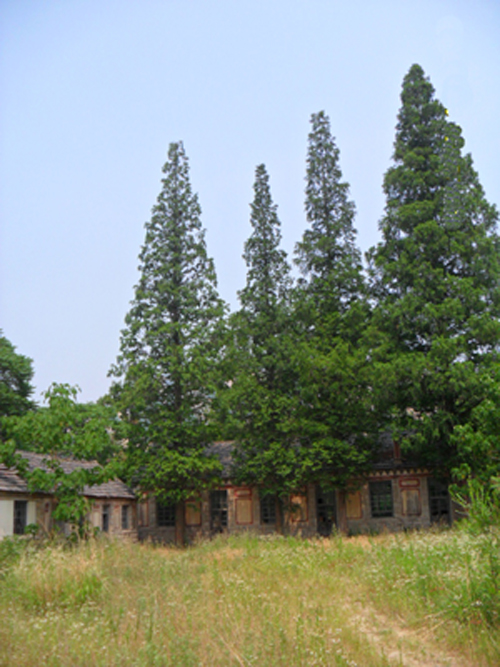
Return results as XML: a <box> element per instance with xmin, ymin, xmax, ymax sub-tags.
<box><xmin>0</xmin><ymin>528</ymin><xmax>499</xmax><ymax>666</ymax></box>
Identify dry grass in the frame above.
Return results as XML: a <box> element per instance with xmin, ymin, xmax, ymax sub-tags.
<box><xmin>0</xmin><ymin>531</ymin><xmax>498</xmax><ymax>666</ymax></box>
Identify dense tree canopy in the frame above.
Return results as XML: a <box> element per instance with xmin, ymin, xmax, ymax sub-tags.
<box><xmin>0</xmin><ymin>331</ymin><xmax>35</xmax><ymax>417</ymax></box>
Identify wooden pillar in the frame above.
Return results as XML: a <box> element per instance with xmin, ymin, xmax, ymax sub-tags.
<box><xmin>175</xmin><ymin>500</ymin><xmax>186</xmax><ymax>546</ymax></box>
<box><xmin>275</xmin><ymin>497</ymin><xmax>284</xmax><ymax>535</ymax></box>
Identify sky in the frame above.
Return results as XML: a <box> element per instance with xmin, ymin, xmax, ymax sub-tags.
<box><xmin>1</xmin><ymin>0</ymin><xmax>499</xmax><ymax>404</ymax></box>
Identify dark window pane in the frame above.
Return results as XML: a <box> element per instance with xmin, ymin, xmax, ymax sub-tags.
<box><xmin>428</xmin><ymin>479</ymin><xmax>450</xmax><ymax>524</ymax></box>
<box><xmin>157</xmin><ymin>502</ymin><xmax>176</xmax><ymax>527</ymax></box>
<box><xmin>210</xmin><ymin>490</ymin><xmax>228</xmax><ymax>531</ymax></box>
<box><xmin>14</xmin><ymin>500</ymin><xmax>27</xmax><ymax>535</ymax></box>
<box><xmin>370</xmin><ymin>481</ymin><xmax>393</xmax><ymax>518</ymax></box>
<box><xmin>260</xmin><ymin>494</ymin><xmax>276</xmax><ymax>525</ymax></box>
<box><xmin>102</xmin><ymin>504</ymin><xmax>110</xmax><ymax>533</ymax></box>
<box><xmin>121</xmin><ymin>505</ymin><xmax>130</xmax><ymax>530</ymax></box>
<box><xmin>317</xmin><ymin>487</ymin><xmax>336</xmax><ymax>536</ymax></box>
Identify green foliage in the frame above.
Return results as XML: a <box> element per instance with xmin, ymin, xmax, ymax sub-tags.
<box><xmin>109</xmin><ymin>142</ymin><xmax>225</xmax><ymax>504</ymax></box>
<box><xmin>0</xmin><ymin>383</ymin><xmax>123</xmax><ymax>528</ymax></box>
<box><xmin>453</xmin><ymin>477</ymin><xmax>500</xmax><ymax>533</ymax></box>
<box><xmin>0</xmin><ymin>535</ymin><xmax>33</xmax><ymax>578</ymax></box>
<box><xmin>2</xmin><ymin>542</ymin><xmax>104</xmax><ymax>612</ymax></box>
<box><xmin>2</xmin><ymin>383</ymin><xmax>122</xmax><ymax>462</ymax></box>
<box><xmin>293</xmin><ymin>112</ymin><xmax>376</xmax><ymax>487</ymax></box>
<box><xmin>0</xmin><ymin>330</ymin><xmax>35</xmax><ymax>417</ymax></box>
<box><xmin>295</xmin><ymin>111</ymin><xmax>364</xmax><ymax>318</ymax></box>
<box><xmin>2</xmin><ymin>535</ymin><xmax>499</xmax><ymax>665</ymax></box>
<box><xmin>223</xmin><ymin>164</ymin><xmax>301</xmax><ymax>497</ymax></box>
<box><xmin>450</xmin><ymin>367</ymin><xmax>500</xmax><ymax>483</ymax></box>
<box><xmin>367</xmin><ymin>64</ymin><xmax>500</xmax><ymax>471</ymax></box>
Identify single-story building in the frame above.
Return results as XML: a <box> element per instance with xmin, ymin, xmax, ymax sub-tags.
<box><xmin>0</xmin><ymin>451</ymin><xmax>137</xmax><ymax>539</ymax></box>
<box><xmin>1</xmin><ymin>441</ymin><xmax>458</xmax><ymax>542</ymax></box>
<box><xmin>137</xmin><ymin>440</ymin><xmax>458</xmax><ymax>542</ymax></box>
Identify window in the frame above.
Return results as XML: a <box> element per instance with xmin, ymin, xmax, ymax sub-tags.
<box><xmin>14</xmin><ymin>500</ymin><xmax>27</xmax><ymax>535</ymax></box>
<box><xmin>121</xmin><ymin>505</ymin><xmax>130</xmax><ymax>530</ymax></box>
<box><xmin>210</xmin><ymin>490</ymin><xmax>228</xmax><ymax>531</ymax></box>
<box><xmin>157</xmin><ymin>501</ymin><xmax>176</xmax><ymax>527</ymax></box>
<box><xmin>428</xmin><ymin>479</ymin><xmax>450</xmax><ymax>524</ymax></box>
<box><xmin>102</xmin><ymin>504</ymin><xmax>110</xmax><ymax>532</ymax></box>
<box><xmin>369</xmin><ymin>481</ymin><xmax>393</xmax><ymax>518</ymax></box>
<box><xmin>139</xmin><ymin>502</ymin><xmax>149</xmax><ymax>527</ymax></box>
<box><xmin>260</xmin><ymin>494</ymin><xmax>276</xmax><ymax>525</ymax></box>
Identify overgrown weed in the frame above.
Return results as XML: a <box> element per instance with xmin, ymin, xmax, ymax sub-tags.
<box><xmin>0</xmin><ymin>529</ymin><xmax>498</xmax><ymax>666</ymax></box>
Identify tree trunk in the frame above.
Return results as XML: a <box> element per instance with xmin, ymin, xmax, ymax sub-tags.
<box><xmin>175</xmin><ymin>500</ymin><xmax>186</xmax><ymax>546</ymax></box>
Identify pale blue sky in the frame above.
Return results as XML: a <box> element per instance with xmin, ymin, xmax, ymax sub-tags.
<box><xmin>1</xmin><ymin>0</ymin><xmax>499</xmax><ymax>403</ymax></box>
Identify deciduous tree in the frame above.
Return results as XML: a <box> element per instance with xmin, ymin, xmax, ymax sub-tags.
<box><xmin>0</xmin><ymin>383</ymin><xmax>121</xmax><ymax>530</ymax></box>
<box><xmin>0</xmin><ymin>331</ymin><xmax>35</xmax><ymax>417</ymax></box>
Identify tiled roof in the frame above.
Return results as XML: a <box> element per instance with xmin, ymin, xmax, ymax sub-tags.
<box><xmin>0</xmin><ymin>451</ymin><xmax>135</xmax><ymax>499</ymax></box>
<box><xmin>372</xmin><ymin>431</ymin><xmax>424</xmax><ymax>470</ymax></box>
<box><xmin>206</xmin><ymin>437</ymin><xmax>425</xmax><ymax>476</ymax></box>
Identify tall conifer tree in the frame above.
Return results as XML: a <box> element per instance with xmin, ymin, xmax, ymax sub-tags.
<box><xmin>110</xmin><ymin>143</ymin><xmax>226</xmax><ymax>532</ymax></box>
<box><xmin>368</xmin><ymin>64</ymin><xmax>500</xmax><ymax>472</ymax></box>
<box><xmin>224</xmin><ymin>165</ymin><xmax>299</xmax><ymax>523</ymax></box>
<box><xmin>294</xmin><ymin>112</ymin><xmax>374</xmax><ymax>489</ymax></box>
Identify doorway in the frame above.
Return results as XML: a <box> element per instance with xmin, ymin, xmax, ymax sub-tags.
<box><xmin>316</xmin><ymin>487</ymin><xmax>336</xmax><ymax>536</ymax></box>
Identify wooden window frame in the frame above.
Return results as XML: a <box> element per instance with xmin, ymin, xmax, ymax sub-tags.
<box><xmin>102</xmin><ymin>504</ymin><xmax>110</xmax><ymax>532</ymax></box>
<box><xmin>13</xmin><ymin>500</ymin><xmax>27</xmax><ymax>535</ymax></box>
<box><xmin>369</xmin><ymin>480</ymin><xmax>393</xmax><ymax>518</ymax></box>
<box><xmin>121</xmin><ymin>504</ymin><xmax>130</xmax><ymax>530</ymax></box>
<box><xmin>210</xmin><ymin>490</ymin><xmax>228</xmax><ymax>530</ymax></box>
<box><xmin>260</xmin><ymin>493</ymin><xmax>277</xmax><ymax>525</ymax></box>
<box><xmin>157</xmin><ymin>501</ymin><xmax>176</xmax><ymax>528</ymax></box>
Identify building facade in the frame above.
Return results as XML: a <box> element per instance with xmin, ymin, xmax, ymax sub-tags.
<box><xmin>0</xmin><ymin>452</ymin><xmax>137</xmax><ymax>539</ymax></box>
<box><xmin>137</xmin><ymin>442</ymin><xmax>457</xmax><ymax>543</ymax></box>
<box><xmin>1</xmin><ymin>445</ymin><xmax>457</xmax><ymax>542</ymax></box>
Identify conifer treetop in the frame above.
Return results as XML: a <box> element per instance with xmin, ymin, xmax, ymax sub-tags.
<box><xmin>295</xmin><ymin>110</ymin><xmax>363</xmax><ymax>312</ymax></box>
<box><xmin>239</xmin><ymin>163</ymin><xmax>291</xmax><ymax>314</ymax></box>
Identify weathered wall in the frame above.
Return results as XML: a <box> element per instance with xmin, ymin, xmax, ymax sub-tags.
<box><xmin>140</xmin><ymin>483</ymin><xmax>319</xmax><ymax>543</ymax></box>
<box><xmin>345</xmin><ymin>472</ymin><xmax>432</xmax><ymax>534</ymax></box>
<box><xmin>89</xmin><ymin>499</ymin><xmax>137</xmax><ymax>539</ymax></box>
<box><xmin>138</xmin><ymin>471</ymin><xmax>453</xmax><ymax>543</ymax></box>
